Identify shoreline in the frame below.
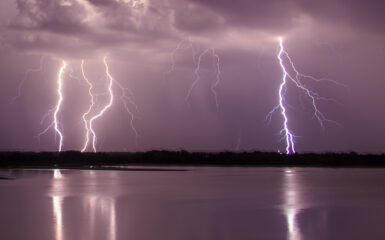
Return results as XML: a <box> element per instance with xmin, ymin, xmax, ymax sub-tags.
<box><xmin>1</xmin><ymin>151</ymin><xmax>385</xmax><ymax>168</ymax></box>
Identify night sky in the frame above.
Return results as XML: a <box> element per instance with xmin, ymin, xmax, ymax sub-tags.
<box><xmin>0</xmin><ymin>0</ymin><xmax>385</xmax><ymax>153</ymax></box>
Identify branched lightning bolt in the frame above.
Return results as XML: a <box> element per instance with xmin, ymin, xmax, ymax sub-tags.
<box><xmin>267</xmin><ymin>37</ymin><xmax>344</xmax><ymax>154</ymax></box>
<box><xmin>185</xmin><ymin>48</ymin><xmax>222</xmax><ymax>111</ymax></box>
<box><xmin>211</xmin><ymin>48</ymin><xmax>221</xmax><ymax>112</ymax></box>
<box><xmin>185</xmin><ymin>48</ymin><xmax>211</xmax><ymax>104</ymax></box>
<box><xmin>80</xmin><ymin>60</ymin><xmax>95</xmax><ymax>152</ymax></box>
<box><xmin>275</xmin><ymin>39</ymin><xmax>295</xmax><ymax>154</ymax></box>
<box><xmin>163</xmin><ymin>38</ymin><xmax>197</xmax><ymax>81</ymax></box>
<box><xmin>165</xmin><ymin>39</ymin><xmax>222</xmax><ymax>110</ymax></box>
<box><xmin>86</xmin><ymin>56</ymin><xmax>139</xmax><ymax>152</ymax></box>
<box><xmin>36</xmin><ymin>60</ymin><xmax>67</xmax><ymax>152</ymax></box>
<box><xmin>163</xmin><ymin>39</ymin><xmax>186</xmax><ymax>81</ymax></box>
<box><xmin>13</xmin><ymin>56</ymin><xmax>46</xmax><ymax>102</ymax></box>
<box><xmin>114</xmin><ymin>80</ymin><xmax>139</xmax><ymax>144</ymax></box>
<box><xmin>89</xmin><ymin>56</ymin><xmax>114</xmax><ymax>153</ymax></box>
<box><xmin>53</xmin><ymin>61</ymin><xmax>67</xmax><ymax>152</ymax></box>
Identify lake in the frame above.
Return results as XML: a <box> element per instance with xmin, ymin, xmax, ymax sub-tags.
<box><xmin>1</xmin><ymin>167</ymin><xmax>385</xmax><ymax>240</ymax></box>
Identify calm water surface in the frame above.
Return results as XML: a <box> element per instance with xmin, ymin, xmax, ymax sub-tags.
<box><xmin>1</xmin><ymin>167</ymin><xmax>385</xmax><ymax>240</ymax></box>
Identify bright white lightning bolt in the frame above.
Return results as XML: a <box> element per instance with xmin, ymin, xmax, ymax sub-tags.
<box><xmin>80</xmin><ymin>60</ymin><xmax>95</xmax><ymax>152</ymax></box>
<box><xmin>86</xmin><ymin>56</ymin><xmax>139</xmax><ymax>152</ymax></box>
<box><xmin>54</xmin><ymin>61</ymin><xmax>67</xmax><ymax>152</ymax></box>
<box><xmin>35</xmin><ymin>60</ymin><xmax>67</xmax><ymax>152</ymax></box>
<box><xmin>89</xmin><ymin>56</ymin><xmax>114</xmax><ymax>153</ymax></box>
<box><xmin>267</xmin><ymin>37</ymin><xmax>344</xmax><ymax>154</ymax></box>
<box><xmin>276</xmin><ymin>38</ymin><xmax>295</xmax><ymax>154</ymax></box>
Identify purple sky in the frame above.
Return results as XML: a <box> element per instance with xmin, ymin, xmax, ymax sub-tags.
<box><xmin>0</xmin><ymin>0</ymin><xmax>385</xmax><ymax>153</ymax></box>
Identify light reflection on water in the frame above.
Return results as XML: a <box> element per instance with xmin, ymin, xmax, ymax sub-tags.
<box><xmin>2</xmin><ymin>167</ymin><xmax>385</xmax><ymax>239</ymax></box>
<box><xmin>52</xmin><ymin>170</ymin><xmax>63</xmax><ymax>240</ymax></box>
<box><xmin>283</xmin><ymin>169</ymin><xmax>302</xmax><ymax>240</ymax></box>
<box><xmin>49</xmin><ymin>168</ymin><xmax>306</xmax><ymax>240</ymax></box>
<box><xmin>51</xmin><ymin>170</ymin><xmax>117</xmax><ymax>240</ymax></box>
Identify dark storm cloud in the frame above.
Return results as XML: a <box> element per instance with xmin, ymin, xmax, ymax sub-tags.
<box><xmin>4</xmin><ymin>0</ymin><xmax>385</xmax><ymax>56</ymax></box>
<box><xmin>189</xmin><ymin>0</ymin><xmax>385</xmax><ymax>35</ymax></box>
<box><xmin>87</xmin><ymin>0</ymin><xmax>116</xmax><ymax>6</ymax></box>
<box><xmin>10</xmin><ymin>0</ymin><xmax>89</xmax><ymax>33</ymax></box>
<box><xmin>171</xmin><ymin>2</ymin><xmax>224</xmax><ymax>33</ymax></box>
<box><xmin>3</xmin><ymin>0</ymin><xmax>178</xmax><ymax>56</ymax></box>
<box><xmin>4</xmin><ymin>0</ymin><xmax>361</xmax><ymax>57</ymax></box>
<box><xmin>189</xmin><ymin>0</ymin><xmax>299</xmax><ymax>31</ymax></box>
<box><xmin>297</xmin><ymin>0</ymin><xmax>385</xmax><ymax>34</ymax></box>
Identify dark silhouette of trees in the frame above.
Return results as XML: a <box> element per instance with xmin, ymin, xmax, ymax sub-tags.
<box><xmin>0</xmin><ymin>151</ymin><xmax>385</xmax><ymax>169</ymax></box>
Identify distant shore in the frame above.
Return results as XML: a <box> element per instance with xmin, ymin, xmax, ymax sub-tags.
<box><xmin>1</xmin><ymin>151</ymin><xmax>385</xmax><ymax>169</ymax></box>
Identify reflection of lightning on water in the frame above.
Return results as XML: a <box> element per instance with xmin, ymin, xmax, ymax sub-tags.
<box><xmin>52</xmin><ymin>169</ymin><xmax>63</xmax><ymax>240</ymax></box>
<box><xmin>51</xmin><ymin>170</ymin><xmax>118</xmax><ymax>239</ymax></box>
<box><xmin>36</xmin><ymin>60</ymin><xmax>67</xmax><ymax>152</ymax></box>
<box><xmin>284</xmin><ymin>169</ymin><xmax>302</xmax><ymax>240</ymax></box>
<box><xmin>266</xmin><ymin>37</ymin><xmax>345</xmax><ymax>154</ymax></box>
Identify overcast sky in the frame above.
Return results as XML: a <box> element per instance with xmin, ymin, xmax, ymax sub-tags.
<box><xmin>1</xmin><ymin>0</ymin><xmax>385</xmax><ymax>153</ymax></box>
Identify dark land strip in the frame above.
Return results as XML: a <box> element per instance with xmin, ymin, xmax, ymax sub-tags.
<box><xmin>1</xmin><ymin>151</ymin><xmax>385</xmax><ymax>169</ymax></box>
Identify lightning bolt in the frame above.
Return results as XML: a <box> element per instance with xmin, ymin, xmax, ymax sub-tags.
<box><xmin>185</xmin><ymin>48</ymin><xmax>211</xmax><ymax>104</ymax></box>
<box><xmin>267</xmin><ymin>37</ymin><xmax>344</xmax><ymax>154</ymax></box>
<box><xmin>275</xmin><ymin>38</ymin><xmax>295</xmax><ymax>154</ymax></box>
<box><xmin>12</xmin><ymin>56</ymin><xmax>46</xmax><ymax>102</ymax></box>
<box><xmin>53</xmin><ymin>61</ymin><xmax>67</xmax><ymax>152</ymax></box>
<box><xmin>89</xmin><ymin>56</ymin><xmax>114</xmax><ymax>153</ymax></box>
<box><xmin>36</xmin><ymin>60</ymin><xmax>67</xmax><ymax>152</ymax></box>
<box><xmin>86</xmin><ymin>56</ymin><xmax>139</xmax><ymax>152</ymax></box>
<box><xmin>163</xmin><ymin>38</ymin><xmax>197</xmax><ymax>82</ymax></box>
<box><xmin>115</xmin><ymin>80</ymin><xmax>139</xmax><ymax>145</ymax></box>
<box><xmin>165</xmin><ymin>39</ymin><xmax>222</xmax><ymax>111</ymax></box>
<box><xmin>80</xmin><ymin>60</ymin><xmax>95</xmax><ymax>152</ymax></box>
<box><xmin>210</xmin><ymin>48</ymin><xmax>221</xmax><ymax>112</ymax></box>
<box><xmin>185</xmin><ymin>48</ymin><xmax>222</xmax><ymax>112</ymax></box>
